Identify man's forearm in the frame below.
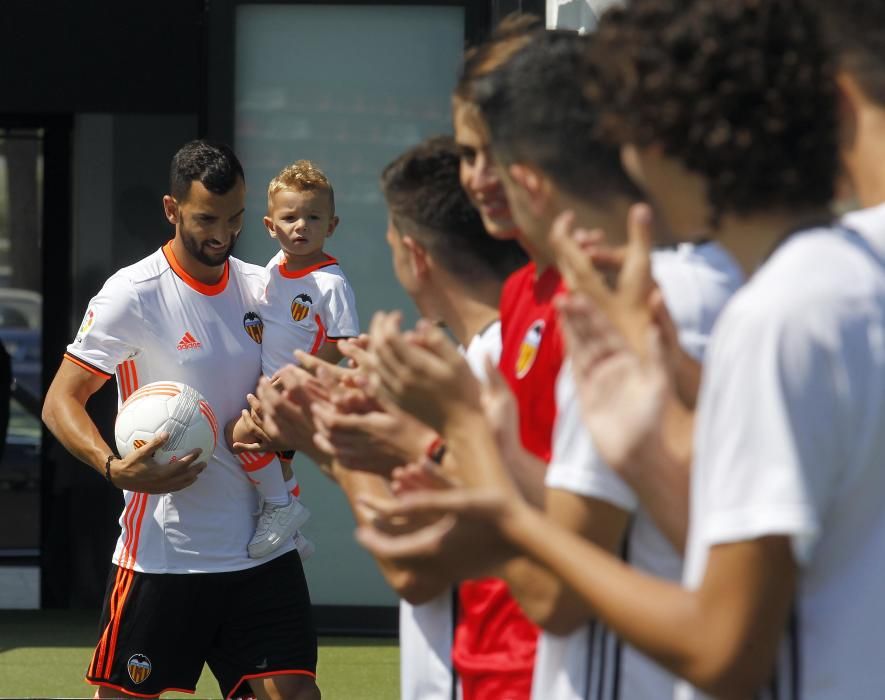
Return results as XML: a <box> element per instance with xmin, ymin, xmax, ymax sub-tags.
<box><xmin>627</xmin><ymin>398</ymin><xmax>693</xmax><ymax>551</ymax></box>
<box><xmin>336</xmin><ymin>467</ymin><xmax>453</xmax><ymax>602</ymax></box>
<box><xmin>43</xmin><ymin>392</ymin><xmax>114</xmax><ymax>475</ymax></box>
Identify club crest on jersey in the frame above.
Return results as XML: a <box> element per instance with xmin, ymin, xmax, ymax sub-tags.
<box><xmin>515</xmin><ymin>320</ymin><xmax>545</xmax><ymax>379</ymax></box>
<box><xmin>75</xmin><ymin>309</ymin><xmax>95</xmax><ymax>343</ymax></box>
<box><xmin>291</xmin><ymin>293</ymin><xmax>314</xmax><ymax>322</ymax></box>
<box><xmin>243</xmin><ymin>312</ymin><xmax>263</xmax><ymax>344</ymax></box>
<box><xmin>127</xmin><ymin>654</ymin><xmax>152</xmax><ymax>684</ymax></box>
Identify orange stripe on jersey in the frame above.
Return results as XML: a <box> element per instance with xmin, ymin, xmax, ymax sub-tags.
<box><xmin>128</xmin><ymin>360</ymin><xmax>139</xmax><ymax>395</ymax></box>
<box><xmin>199</xmin><ymin>401</ymin><xmax>218</xmax><ymax>447</ymax></box>
<box><xmin>118</xmin><ymin>361</ymin><xmax>142</xmax><ymax>403</ymax></box>
<box><xmin>310</xmin><ymin>314</ymin><xmax>326</xmax><ymax>355</ymax></box>
<box><xmin>163</xmin><ymin>241</ymin><xmax>229</xmax><ymax>296</ymax></box>
<box><xmin>117</xmin><ymin>361</ymin><xmax>136</xmax><ymax>402</ymax></box>
<box><xmin>238</xmin><ymin>451</ymin><xmax>275</xmax><ymax>472</ymax></box>
<box><xmin>64</xmin><ymin>353</ymin><xmax>113</xmax><ymax>379</ymax></box>
<box><xmin>277</xmin><ymin>253</ymin><xmax>338</xmax><ymax>279</ymax></box>
<box><xmin>291</xmin><ymin>483</ymin><xmax>301</xmax><ymax>498</ymax></box>
<box><xmin>121</xmin><ymin>493</ymin><xmax>148</xmax><ymax>570</ymax></box>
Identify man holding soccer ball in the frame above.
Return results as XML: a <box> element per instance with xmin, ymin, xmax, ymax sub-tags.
<box><xmin>42</xmin><ymin>141</ymin><xmax>320</xmax><ymax>700</ymax></box>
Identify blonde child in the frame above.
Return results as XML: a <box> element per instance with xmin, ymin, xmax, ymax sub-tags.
<box><xmin>232</xmin><ymin>161</ymin><xmax>359</xmax><ymax>558</ymax></box>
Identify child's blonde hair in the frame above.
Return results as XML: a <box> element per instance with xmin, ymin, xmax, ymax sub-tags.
<box><xmin>267</xmin><ymin>160</ymin><xmax>335</xmax><ymax>215</ymax></box>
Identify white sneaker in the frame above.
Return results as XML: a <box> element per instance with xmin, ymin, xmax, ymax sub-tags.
<box><xmin>248</xmin><ymin>498</ymin><xmax>311</xmax><ymax>559</ymax></box>
<box><xmin>293</xmin><ymin>531</ymin><xmax>316</xmax><ymax>561</ymax></box>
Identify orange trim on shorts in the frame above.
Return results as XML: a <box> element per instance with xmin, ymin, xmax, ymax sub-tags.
<box><xmin>238</xmin><ymin>451</ymin><xmax>275</xmax><ymax>472</ymax></box>
<box><xmin>225</xmin><ymin>670</ymin><xmax>317</xmax><ymax>700</ymax></box>
<box><xmin>309</xmin><ymin>314</ymin><xmax>326</xmax><ymax>355</ymax></box>
<box><xmin>64</xmin><ymin>352</ymin><xmax>113</xmax><ymax>379</ymax></box>
<box><xmin>85</xmin><ymin>679</ymin><xmax>195</xmax><ymax>698</ymax></box>
<box><xmin>99</xmin><ymin>491</ymin><xmax>147</xmax><ymax>677</ymax></box>
<box><xmin>291</xmin><ymin>483</ymin><xmax>301</xmax><ymax>498</ymax></box>
<box><xmin>92</xmin><ymin>565</ymin><xmax>134</xmax><ymax>679</ymax></box>
<box><xmin>277</xmin><ymin>254</ymin><xmax>338</xmax><ymax>279</ymax></box>
<box><xmin>163</xmin><ymin>241</ymin><xmax>230</xmax><ymax>296</ymax></box>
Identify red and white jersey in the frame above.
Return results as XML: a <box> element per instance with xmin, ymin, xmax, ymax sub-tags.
<box><xmin>498</xmin><ymin>262</ymin><xmax>565</xmax><ymax>462</ymax></box>
<box><xmin>453</xmin><ymin>263</ymin><xmax>562</xmax><ymax>700</ymax></box>
<box><xmin>260</xmin><ymin>251</ymin><xmax>359</xmax><ymax>377</ymax></box>
<box><xmin>65</xmin><ymin>242</ymin><xmax>295</xmax><ymax>574</ymax></box>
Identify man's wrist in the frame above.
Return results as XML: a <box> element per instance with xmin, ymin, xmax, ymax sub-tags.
<box><xmin>105</xmin><ymin>454</ymin><xmax>119</xmax><ymax>487</ymax></box>
<box><xmin>424</xmin><ymin>435</ymin><xmax>447</xmax><ymax>465</ymax></box>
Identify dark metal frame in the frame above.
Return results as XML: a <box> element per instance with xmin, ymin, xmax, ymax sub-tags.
<box><xmin>0</xmin><ymin>115</ymin><xmax>73</xmax><ymax>579</ymax></box>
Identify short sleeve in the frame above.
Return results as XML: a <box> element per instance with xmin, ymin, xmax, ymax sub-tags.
<box><xmin>651</xmin><ymin>244</ymin><xmax>743</xmax><ymax>362</ymax></box>
<box><xmin>693</xmin><ymin>301</ymin><xmax>844</xmax><ymax>566</ymax></box>
<box><xmin>65</xmin><ymin>274</ymin><xmax>143</xmax><ymax>376</ymax></box>
<box><xmin>545</xmin><ymin>361</ymin><xmax>639</xmax><ymax>511</ymax></box>
<box><xmin>319</xmin><ymin>273</ymin><xmax>359</xmax><ymax>339</ymax></box>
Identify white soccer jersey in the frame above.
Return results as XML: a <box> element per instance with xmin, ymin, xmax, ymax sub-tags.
<box><xmin>66</xmin><ymin>242</ymin><xmax>295</xmax><ymax>574</ymax></box>
<box><xmin>678</xmin><ymin>215</ymin><xmax>885</xmax><ymax>700</ymax></box>
<box><xmin>534</xmin><ymin>243</ymin><xmax>743</xmax><ymax>700</ymax></box>
<box><xmin>400</xmin><ymin>320</ymin><xmax>502</xmax><ymax>700</ymax></box>
<box><xmin>261</xmin><ymin>250</ymin><xmax>359</xmax><ymax>377</ymax></box>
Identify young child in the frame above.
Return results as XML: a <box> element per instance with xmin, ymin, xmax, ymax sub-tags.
<box><xmin>233</xmin><ymin>160</ymin><xmax>359</xmax><ymax>559</ymax></box>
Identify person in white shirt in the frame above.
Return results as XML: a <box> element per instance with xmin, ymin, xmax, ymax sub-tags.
<box><xmin>460</xmin><ymin>32</ymin><xmax>745</xmax><ymax>700</ymax></box>
<box><xmin>353</xmin><ymin>1</ymin><xmax>885</xmax><ymax>698</ymax></box>
<box><xmin>43</xmin><ymin>140</ymin><xmax>319</xmax><ymax>699</ymax></box>
<box><xmin>229</xmin><ymin>161</ymin><xmax>359</xmax><ymax>559</ymax></box>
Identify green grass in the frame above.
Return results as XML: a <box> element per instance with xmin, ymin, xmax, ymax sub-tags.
<box><xmin>0</xmin><ymin>610</ymin><xmax>399</xmax><ymax>699</ymax></box>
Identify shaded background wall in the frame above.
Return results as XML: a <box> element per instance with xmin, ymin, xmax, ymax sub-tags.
<box><xmin>0</xmin><ymin>0</ymin><xmax>544</xmax><ymax>629</ymax></box>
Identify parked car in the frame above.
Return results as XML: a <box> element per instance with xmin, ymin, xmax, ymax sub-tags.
<box><xmin>0</xmin><ymin>288</ymin><xmax>40</xmax><ymax>396</ymax></box>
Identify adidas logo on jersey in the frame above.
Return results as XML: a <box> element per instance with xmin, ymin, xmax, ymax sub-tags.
<box><xmin>177</xmin><ymin>332</ymin><xmax>202</xmax><ymax>351</ymax></box>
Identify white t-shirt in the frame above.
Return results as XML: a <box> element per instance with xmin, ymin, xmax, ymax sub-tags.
<box><xmin>66</xmin><ymin>243</ymin><xmax>295</xmax><ymax>573</ymax></box>
<box><xmin>534</xmin><ymin>243</ymin><xmax>743</xmax><ymax>700</ymax></box>
<box><xmin>678</xmin><ymin>216</ymin><xmax>885</xmax><ymax>700</ymax></box>
<box><xmin>400</xmin><ymin>320</ymin><xmax>502</xmax><ymax>700</ymax></box>
<box><xmin>261</xmin><ymin>250</ymin><xmax>359</xmax><ymax>377</ymax></box>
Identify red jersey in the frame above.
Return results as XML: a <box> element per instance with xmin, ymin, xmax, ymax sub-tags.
<box><xmin>453</xmin><ymin>262</ymin><xmax>565</xmax><ymax>699</ymax></box>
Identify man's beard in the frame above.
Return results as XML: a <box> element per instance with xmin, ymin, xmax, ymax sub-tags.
<box><xmin>180</xmin><ymin>224</ymin><xmax>238</xmax><ymax>267</ymax></box>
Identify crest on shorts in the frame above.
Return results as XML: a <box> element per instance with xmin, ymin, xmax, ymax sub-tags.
<box><xmin>515</xmin><ymin>320</ymin><xmax>545</xmax><ymax>379</ymax></box>
<box><xmin>75</xmin><ymin>309</ymin><xmax>95</xmax><ymax>343</ymax></box>
<box><xmin>127</xmin><ymin>653</ymin><xmax>152</xmax><ymax>684</ymax></box>
<box><xmin>291</xmin><ymin>293</ymin><xmax>314</xmax><ymax>322</ymax></box>
<box><xmin>243</xmin><ymin>311</ymin><xmax>263</xmax><ymax>344</ymax></box>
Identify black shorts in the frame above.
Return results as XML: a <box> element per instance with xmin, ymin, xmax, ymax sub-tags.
<box><xmin>86</xmin><ymin>550</ymin><xmax>316</xmax><ymax>699</ymax></box>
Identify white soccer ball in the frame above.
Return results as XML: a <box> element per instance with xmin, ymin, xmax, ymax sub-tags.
<box><xmin>114</xmin><ymin>381</ymin><xmax>218</xmax><ymax>465</ymax></box>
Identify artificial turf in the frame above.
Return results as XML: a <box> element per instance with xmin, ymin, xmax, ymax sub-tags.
<box><xmin>0</xmin><ymin>610</ymin><xmax>399</xmax><ymax>699</ymax></box>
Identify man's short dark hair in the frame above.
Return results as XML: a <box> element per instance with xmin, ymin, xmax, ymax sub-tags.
<box><xmin>810</xmin><ymin>0</ymin><xmax>885</xmax><ymax>106</ymax></box>
<box><xmin>473</xmin><ymin>30</ymin><xmax>641</xmax><ymax>205</ymax></box>
<box><xmin>170</xmin><ymin>140</ymin><xmax>245</xmax><ymax>202</ymax></box>
<box><xmin>381</xmin><ymin>136</ymin><xmax>527</xmax><ymax>283</ymax></box>
<box><xmin>587</xmin><ymin>0</ymin><xmax>837</xmax><ymax>223</ymax></box>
